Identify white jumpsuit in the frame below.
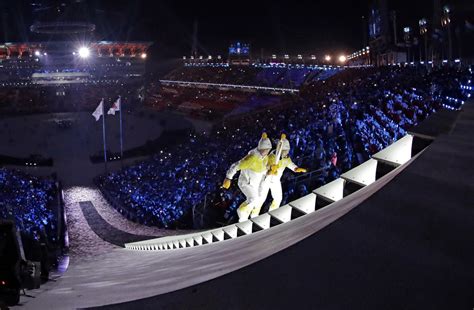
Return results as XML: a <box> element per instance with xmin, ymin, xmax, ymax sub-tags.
<box><xmin>260</xmin><ymin>153</ymin><xmax>298</xmax><ymax>211</ymax></box>
<box><xmin>226</xmin><ymin>149</ymin><xmax>269</xmax><ymax>221</ymax></box>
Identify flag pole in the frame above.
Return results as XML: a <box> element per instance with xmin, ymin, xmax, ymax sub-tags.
<box><xmin>102</xmin><ymin>98</ymin><xmax>107</xmax><ymax>172</ymax></box>
<box><xmin>119</xmin><ymin>96</ymin><xmax>124</xmax><ymax>167</ymax></box>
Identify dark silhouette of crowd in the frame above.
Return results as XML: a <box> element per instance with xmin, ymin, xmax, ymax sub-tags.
<box><xmin>97</xmin><ymin>66</ymin><xmax>472</xmax><ymax>228</ymax></box>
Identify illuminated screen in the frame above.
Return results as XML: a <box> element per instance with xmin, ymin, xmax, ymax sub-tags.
<box><xmin>229</xmin><ymin>42</ymin><xmax>250</xmax><ymax>56</ymax></box>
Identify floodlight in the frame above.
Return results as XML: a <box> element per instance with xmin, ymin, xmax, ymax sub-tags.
<box><xmin>78</xmin><ymin>46</ymin><xmax>90</xmax><ymax>58</ymax></box>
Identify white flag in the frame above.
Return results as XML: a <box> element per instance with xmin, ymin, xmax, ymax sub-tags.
<box><xmin>92</xmin><ymin>99</ymin><xmax>104</xmax><ymax>121</ymax></box>
<box><xmin>107</xmin><ymin>97</ymin><xmax>121</xmax><ymax>115</ymax></box>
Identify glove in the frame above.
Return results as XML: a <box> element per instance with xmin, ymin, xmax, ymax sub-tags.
<box><xmin>269</xmin><ymin>165</ymin><xmax>279</xmax><ymax>175</ymax></box>
<box><xmin>222</xmin><ymin>178</ymin><xmax>231</xmax><ymax>189</ymax></box>
<box><xmin>295</xmin><ymin>167</ymin><xmax>307</xmax><ymax>173</ymax></box>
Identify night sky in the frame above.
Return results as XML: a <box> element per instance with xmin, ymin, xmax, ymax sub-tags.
<box><xmin>1</xmin><ymin>0</ymin><xmax>472</xmax><ymax>58</ymax></box>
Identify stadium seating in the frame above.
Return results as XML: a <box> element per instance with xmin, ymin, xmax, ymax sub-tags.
<box><xmin>97</xmin><ymin>66</ymin><xmax>473</xmax><ymax>228</ymax></box>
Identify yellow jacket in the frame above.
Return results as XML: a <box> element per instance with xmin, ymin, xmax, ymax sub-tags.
<box><xmin>226</xmin><ymin>149</ymin><xmax>268</xmax><ymax>189</ymax></box>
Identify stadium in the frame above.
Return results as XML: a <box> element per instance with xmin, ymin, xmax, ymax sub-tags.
<box><xmin>0</xmin><ymin>0</ymin><xmax>473</xmax><ymax>309</ymax></box>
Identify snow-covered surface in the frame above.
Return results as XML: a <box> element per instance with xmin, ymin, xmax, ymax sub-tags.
<box><xmin>64</xmin><ymin>190</ymin><xmax>119</xmax><ymax>262</ymax></box>
<box><xmin>63</xmin><ymin>187</ymin><xmax>191</xmax><ymax>261</ymax></box>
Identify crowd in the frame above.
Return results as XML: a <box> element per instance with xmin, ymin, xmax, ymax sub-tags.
<box><xmin>97</xmin><ymin>66</ymin><xmax>472</xmax><ymax>228</ymax></box>
<box><xmin>145</xmin><ymin>83</ymin><xmax>252</xmax><ymax>118</ymax></box>
<box><xmin>0</xmin><ymin>168</ymin><xmax>59</xmax><ymax>244</ymax></box>
<box><xmin>165</xmin><ymin>65</ymin><xmax>337</xmax><ymax>88</ymax></box>
<box><xmin>144</xmin><ymin>82</ymin><xmax>290</xmax><ymax>120</ymax></box>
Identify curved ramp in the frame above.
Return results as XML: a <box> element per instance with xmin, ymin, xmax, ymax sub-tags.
<box><xmin>79</xmin><ymin>201</ymin><xmax>156</xmax><ymax>246</ymax></box>
<box><xmin>125</xmin><ymin>135</ymin><xmax>413</xmax><ymax>252</ymax></box>
<box><xmin>22</xmin><ymin>136</ymin><xmax>420</xmax><ymax>309</ymax></box>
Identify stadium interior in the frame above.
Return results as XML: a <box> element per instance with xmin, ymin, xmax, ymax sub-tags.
<box><xmin>0</xmin><ymin>0</ymin><xmax>473</xmax><ymax>309</ymax></box>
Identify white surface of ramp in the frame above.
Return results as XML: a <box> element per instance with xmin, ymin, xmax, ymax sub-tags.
<box><xmin>21</xmin><ymin>153</ymin><xmax>418</xmax><ymax>310</ymax></box>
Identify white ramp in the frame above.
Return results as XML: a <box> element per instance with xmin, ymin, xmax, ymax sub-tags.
<box><xmin>314</xmin><ymin>178</ymin><xmax>345</xmax><ymax>202</ymax></box>
<box><xmin>24</xmin><ymin>139</ymin><xmax>417</xmax><ymax>310</ymax></box>
<box><xmin>373</xmin><ymin>134</ymin><xmax>413</xmax><ymax>166</ymax></box>
<box><xmin>341</xmin><ymin>159</ymin><xmax>378</xmax><ymax>186</ymax></box>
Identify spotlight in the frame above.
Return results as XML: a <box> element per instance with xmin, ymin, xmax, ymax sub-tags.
<box><xmin>324</xmin><ymin>55</ymin><xmax>331</xmax><ymax>62</ymax></box>
<box><xmin>339</xmin><ymin>55</ymin><xmax>347</xmax><ymax>63</ymax></box>
<box><xmin>78</xmin><ymin>47</ymin><xmax>90</xmax><ymax>58</ymax></box>
<box><xmin>34</xmin><ymin>50</ymin><xmax>41</xmax><ymax>57</ymax></box>
<box><xmin>141</xmin><ymin>53</ymin><xmax>147</xmax><ymax>59</ymax></box>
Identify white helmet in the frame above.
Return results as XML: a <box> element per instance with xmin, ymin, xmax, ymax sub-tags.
<box><xmin>257</xmin><ymin>133</ymin><xmax>272</xmax><ymax>150</ymax></box>
<box><xmin>280</xmin><ymin>133</ymin><xmax>291</xmax><ymax>151</ymax></box>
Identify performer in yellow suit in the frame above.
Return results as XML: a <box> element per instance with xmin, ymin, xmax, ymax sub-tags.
<box><xmin>264</xmin><ymin>134</ymin><xmax>307</xmax><ymax>211</ymax></box>
<box><xmin>222</xmin><ymin>133</ymin><xmax>272</xmax><ymax>222</ymax></box>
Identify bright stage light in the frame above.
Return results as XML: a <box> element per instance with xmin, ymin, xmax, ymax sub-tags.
<box><xmin>141</xmin><ymin>53</ymin><xmax>147</xmax><ymax>59</ymax></box>
<box><xmin>34</xmin><ymin>50</ymin><xmax>41</xmax><ymax>57</ymax></box>
<box><xmin>339</xmin><ymin>55</ymin><xmax>347</xmax><ymax>63</ymax></box>
<box><xmin>78</xmin><ymin>47</ymin><xmax>90</xmax><ymax>58</ymax></box>
<box><xmin>324</xmin><ymin>55</ymin><xmax>331</xmax><ymax>62</ymax></box>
